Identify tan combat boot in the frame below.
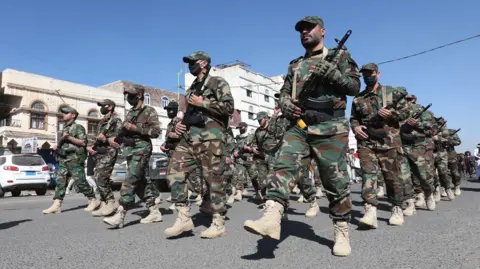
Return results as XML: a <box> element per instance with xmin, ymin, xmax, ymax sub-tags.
<box><xmin>242</xmin><ymin>189</ymin><xmax>248</xmax><ymax>196</ymax></box>
<box><xmin>243</xmin><ymin>200</ymin><xmax>284</xmax><ymax>240</ymax></box>
<box><xmin>377</xmin><ymin>186</ymin><xmax>385</xmax><ymax>198</ymax></box>
<box><xmin>84</xmin><ymin>197</ymin><xmax>100</xmax><ymax>212</ymax></box>
<box><xmin>403</xmin><ymin>199</ymin><xmax>416</xmax><ymax>216</ymax></box>
<box><xmin>359</xmin><ymin>203</ymin><xmax>377</xmax><ymax>228</ymax></box>
<box><xmin>102</xmin><ymin>199</ymin><xmax>118</xmax><ymax>216</ymax></box>
<box><xmin>305</xmin><ymin>199</ymin><xmax>319</xmax><ymax>218</ymax></box>
<box><xmin>234</xmin><ymin>190</ymin><xmax>243</xmax><ymax>201</ymax></box>
<box><xmin>166</xmin><ymin>196</ymin><xmax>172</xmax><ymax>203</ymax></box>
<box><xmin>91</xmin><ymin>201</ymin><xmax>106</xmax><ymax>217</ymax></box>
<box><xmin>315</xmin><ymin>188</ymin><xmax>324</xmax><ymax>199</ymax></box>
<box><xmin>389</xmin><ymin>206</ymin><xmax>404</xmax><ymax>226</ymax></box>
<box><xmin>140</xmin><ymin>204</ymin><xmax>163</xmax><ymax>224</ymax></box>
<box><xmin>415</xmin><ymin>193</ymin><xmax>426</xmax><ymax>207</ymax></box>
<box><xmin>42</xmin><ymin>199</ymin><xmax>62</xmax><ymax>214</ymax></box>
<box><xmin>292</xmin><ymin>185</ymin><xmax>300</xmax><ymax>194</ymax></box>
<box><xmin>226</xmin><ymin>194</ymin><xmax>235</xmax><ymax>205</ymax></box>
<box><xmin>165</xmin><ymin>204</ymin><xmax>195</xmax><ymax>237</ymax></box>
<box><xmin>433</xmin><ymin>186</ymin><xmax>441</xmax><ymax>202</ymax></box>
<box><xmin>103</xmin><ymin>206</ymin><xmax>126</xmax><ymax>228</ymax></box>
<box><xmin>440</xmin><ymin>187</ymin><xmax>447</xmax><ymax>197</ymax></box>
<box><xmin>297</xmin><ymin>195</ymin><xmax>305</xmax><ymax>203</ymax></box>
<box><xmin>426</xmin><ymin>194</ymin><xmax>436</xmax><ymax>211</ymax></box>
<box><xmin>446</xmin><ymin>188</ymin><xmax>455</xmax><ymax>201</ymax></box>
<box><xmin>454</xmin><ymin>186</ymin><xmax>461</xmax><ymax>196</ymax></box>
<box><xmin>332</xmin><ymin>220</ymin><xmax>351</xmax><ymax>256</ymax></box>
<box><xmin>200</xmin><ymin>213</ymin><xmax>226</xmax><ymax>239</ymax></box>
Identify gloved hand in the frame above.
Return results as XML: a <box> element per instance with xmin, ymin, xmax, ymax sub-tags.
<box><xmin>316</xmin><ymin>60</ymin><xmax>342</xmax><ymax>84</ymax></box>
<box><xmin>281</xmin><ymin>99</ymin><xmax>302</xmax><ymax>119</ymax></box>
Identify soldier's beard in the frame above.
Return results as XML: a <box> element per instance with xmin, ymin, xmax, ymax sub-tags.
<box><xmin>302</xmin><ymin>35</ymin><xmax>321</xmax><ymax>50</ymax></box>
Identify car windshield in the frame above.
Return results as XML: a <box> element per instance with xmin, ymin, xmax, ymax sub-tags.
<box><xmin>12</xmin><ymin>155</ymin><xmax>45</xmax><ymax>166</ymax></box>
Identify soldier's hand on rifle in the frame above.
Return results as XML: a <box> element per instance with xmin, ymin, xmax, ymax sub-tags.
<box><xmin>354</xmin><ymin>125</ymin><xmax>369</xmax><ymax>140</ymax></box>
<box><xmin>175</xmin><ymin>122</ymin><xmax>187</xmax><ymax>136</ymax></box>
<box><xmin>124</xmin><ymin>122</ymin><xmax>137</xmax><ymax>131</ymax></box>
<box><xmin>243</xmin><ymin>145</ymin><xmax>251</xmax><ymax>152</ymax></box>
<box><xmin>284</xmin><ymin>99</ymin><xmax>302</xmax><ymax>119</ymax></box>
<box><xmin>62</xmin><ymin>132</ymin><xmax>70</xmax><ymax>140</ymax></box>
<box><xmin>318</xmin><ymin>61</ymin><xmax>341</xmax><ymax>82</ymax></box>
<box><xmin>108</xmin><ymin>137</ymin><xmax>120</xmax><ymax>149</ymax></box>
<box><xmin>87</xmin><ymin>146</ymin><xmax>97</xmax><ymax>156</ymax></box>
<box><xmin>188</xmin><ymin>95</ymin><xmax>203</xmax><ymax>107</ymax></box>
<box><xmin>97</xmin><ymin>133</ymin><xmax>106</xmax><ymax>142</ymax></box>
<box><xmin>378</xmin><ymin>108</ymin><xmax>392</xmax><ymax>119</ymax></box>
<box><xmin>233</xmin><ymin>151</ymin><xmax>239</xmax><ymax>158</ymax></box>
<box><xmin>407</xmin><ymin>118</ymin><xmax>418</xmax><ymax>126</ymax></box>
<box><xmin>160</xmin><ymin>144</ymin><xmax>167</xmax><ymax>152</ymax></box>
<box><xmin>433</xmin><ymin>135</ymin><xmax>438</xmax><ymax>141</ymax></box>
<box><xmin>225</xmin><ymin>157</ymin><xmax>231</xmax><ymax>165</ymax></box>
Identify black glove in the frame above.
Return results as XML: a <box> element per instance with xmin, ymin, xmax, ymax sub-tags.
<box><xmin>317</xmin><ymin>60</ymin><xmax>342</xmax><ymax>84</ymax></box>
<box><xmin>281</xmin><ymin>99</ymin><xmax>301</xmax><ymax>119</ymax></box>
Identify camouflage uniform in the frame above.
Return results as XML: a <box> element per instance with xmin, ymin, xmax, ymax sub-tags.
<box><xmin>89</xmin><ymin>99</ymin><xmax>123</xmax><ymax>216</ymax></box>
<box><xmin>445</xmin><ymin>129</ymin><xmax>462</xmax><ymax>191</ymax></box>
<box><xmin>224</xmin><ymin>127</ymin><xmax>236</xmax><ymax>197</ymax></box>
<box><xmin>232</xmin><ymin>126</ymin><xmax>250</xmax><ymax>192</ymax></box>
<box><xmin>432</xmin><ymin>118</ymin><xmax>452</xmax><ymax>198</ymax></box>
<box><xmin>248</xmin><ymin>111</ymin><xmax>271</xmax><ymax>197</ymax></box>
<box><xmin>43</xmin><ymin>106</ymin><xmax>98</xmax><ymax>214</ymax></box>
<box><xmin>350</xmin><ymin>64</ymin><xmax>410</xmax><ymax>226</ymax></box>
<box><xmin>244</xmin><ymin>16</ymin><xmax>360</xmax><ymax>256</ymax></box>
<box><xmin>401</xmin><ymin>99</ymin><xmax>436</xmax><ymax>209</ymax></box>
<box><xmin>165</xmin><ymin>51</ymin><xmax>234</xmax><ymax>239</ymax></box>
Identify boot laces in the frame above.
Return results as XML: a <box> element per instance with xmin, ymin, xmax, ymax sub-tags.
<box><xmin>334</xmin><ymin>222</ymin><xmax>348</xmax><ymax>242</ymax></box>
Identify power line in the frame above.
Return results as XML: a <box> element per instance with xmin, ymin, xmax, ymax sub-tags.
<box><xmin>378</xmin><ymin>34</ymin><xmax>480</xmax><ymax>65</ymax></box>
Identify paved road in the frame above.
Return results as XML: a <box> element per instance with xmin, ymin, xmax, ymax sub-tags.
<box><xmin>1</xmin><ymin>179</ymin><xmax>479</xmax><ymax>269</ymax></box>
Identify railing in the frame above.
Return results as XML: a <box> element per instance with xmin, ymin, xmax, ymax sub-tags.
<box><xmin>0</xmin><ymin>119</ymin><xmax>22</xmax><ymax>128</ymax></box>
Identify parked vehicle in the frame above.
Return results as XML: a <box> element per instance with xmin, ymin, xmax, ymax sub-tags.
<box><xmin>150</xmin><ymin>153</ymin><xmax>169</xmax><ymax>191</ymax></box>
<box><xmin>0</xmin><ymin>154</ymin><xmax>51</xmax><ymax>197</ymax></box>
<box><xmin>111</xmin><ymin>155</ymin><xmax>127</xmax><ymax>190</ymax></box>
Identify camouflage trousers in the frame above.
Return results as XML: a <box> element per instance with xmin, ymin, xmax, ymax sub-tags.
<box><xmin>232</xmin><ymin>163</ymin><xmax>248</xmax><ymax>191</ymax></box>
<box><xmin>399</xmin><ymin>153</ymin><xmax>415</xmax><ymax>201</ymax></box>
<box><xmin>224</xmin><ymin>162</ymin><xmax>235</xmax><ymax>196</ymax></box>
<box><xmin>247</xmin><ymin>158</ymin><xmax>268</xmax><ymax>194</ymax></box>
<box><xmin>404</xmin><ymin>143</ymin><xmax>435</xmax><ymax>196</ymax></box>
<box><xmin>357</xmin><ymin>147</ymin><xmax>405</xmax><ymax>207</ymax></box>
<box><xmin>93</xmin><ymin>149</ymin><xmax>117</xmax><ymax>202</ymax></box>
<box><xmin>187</xmin><ymin>166</ymin><xmax>204</xmax><ymax>194</ymax></box>
<box><xmin>434</xmin><ymin>150</ymin><xmax>450</xmax><ymax>189</ymax></box>
<box><xmin>54</xmin><ymin>159</ymin><xmax>95</xmax><ymax>200</ymax></box>
<box><xmin>168</xmin><ymin>139</ymin><xmax>227</xmax><ymax>215</ymax></box>
<box><xmin>266</xmin><ymin>126</ymin><xmax>351</xmax><ymax>221</ymax></box>
<box><xmin>119</xmin><ymin>154</ymin><xmax>159</xmax><ymax>210</ymax></box>
<box><xmin>447</xmin><ymin>151</ymin><xmax>461</xmax><ymax>187</ymax></box>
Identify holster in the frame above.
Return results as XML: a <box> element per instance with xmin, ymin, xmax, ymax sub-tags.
<box><xmin>302</xmin><ymin>98</ymin><xmax>345</xmax><ymax>125</ymax></box>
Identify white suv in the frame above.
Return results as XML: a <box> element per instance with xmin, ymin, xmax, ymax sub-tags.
<box><xmin>0</xmin><ymin>154</ymin><xmax>51</xmax><ymax>197</ymax></box>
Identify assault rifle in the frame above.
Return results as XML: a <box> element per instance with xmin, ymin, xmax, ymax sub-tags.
<box><xmin>400</xmin><ymin>103</ymin><xmax>432</xmax><ymax>141</ymax></box>
<box><xmin>295</xmin><ymin>30</ymin><xmax>352</xmax><ymax>130</ymax></box>
<box><xmin>364</xmin><ymin>91</ymin><xmax>408</xmax><ymax>140</ymax></box>
<box><xmin>451</xmin><ymin>128</ymin><xmax>461</xmax><ymax>135</ymax></box>
<box><xmin>114</xmin><ymin>106</ymin><xmax>147</xmax><ymax>147</ymax></box>
<box><xmin>433</xmin><ymin>119</ymin><xmax>446</xmax><ymax>136</ymax></box>
<box><xmin>92</xmin><ymin>119</ymin><xmax>118</xmax><ymax>154</ymax></box>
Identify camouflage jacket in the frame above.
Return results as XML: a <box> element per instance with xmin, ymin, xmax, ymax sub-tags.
<box><xmin>234</xmin><ymin>133</ymin><xmax>250</xmax><ymax>165</ymax></box>
<box><xmin>401</xmin><ymin>103</ymin><xmax>435</xmax><ymax>146</ymax></box>
<box><xmin>263</xmin><ymin>114</ymin><xmax>290</xmax><ymax>154</ymax></box>
<box><xmin>350</xmin><ymin>84</ymin><xmax>409</xmax><ymax>150</ymax></box>
<box><xmin>59</xmin><ymin>121</ymin><xmax>87</xmax><ymax>162</ymax></box>
<box><xmin>122</xmin><ymin>105</ymin><xmax>161</xmax><ymax>157</ymax></box>
<box><xmin>252</xmin><ymin>126</ymin><xmax>268</xmax><ymax>161</ymax></box>
<box><xmin>163</xmin><ymin>116</ymin><xmax>182</xmax><ymax>156</ymax></box>
<box><xmin>433</xmin><ymin>120</ymin><xmax>449</xmax><ymax>152</ymax></box>
<box><xmin>225</xmin><ymin>127</ymin><xmax>236</xmax><ymax>158</ymax></box>
<box><xmin>87</xmin><ymin>114</ymin><xmax>123</xmax><ymax>150</ymax></box>
<box><xmin>185</xmin><ymin>75</ymin><xmax>234</xmax><ymax>143</ymax></box>
<box><xmin>278</xmin><ymin>47</ymin><xmax>360</xmax><ymax>136</ymax></box>
<box><xmin>445</xmin><ymin>129</ymin><xmax>461</xmax><ymax>153</ymax></box>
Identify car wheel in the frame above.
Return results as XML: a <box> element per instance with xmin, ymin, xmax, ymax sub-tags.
<box><xmin>0</xmin><ymin>187</ymin><xmax>4</xmax><ymax>198</ymax></box>
<box><xmin>11</xmin><ymin>190</ymin><xmax>21</xmax><ymax>197</ymax></box>
<box><xmin>35</xmin><ymin>188</ymin><xmax>47</xmax><ymax>196</ymax></box>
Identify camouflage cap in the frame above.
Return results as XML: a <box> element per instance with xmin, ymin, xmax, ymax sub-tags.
<box><xmin>183</xmin><ymin>51</ymin><xmax>211</xmax><ymax>64</ymax></box>
<box><xmin>256</xmin><ymin>111</ymin><xmax>269</xmax><ymax>120</ymax></box>
<box><xmin>406</xmin><ymin>94</ymin><xmax>417</xmax><ymax>99</ymax></box>
<box><xmin>295</xmin><ymin>16</ymin><xmax>324</xmax><ymax>32</ymax></box>
<box><xmin>97</xmin><ymin>99</ymin><xmax>116</xmax><ymax>107</ymax></box>
<box><xmin>60</xmin><ymin>105</ymin><xmax>78</xmax><ymax>116</ymax></box>
<box><xmin>236</xmin><ymin>122</ymin><xmax>248</xmax><ymax>129</ymax></box>
<box><xmin>165</xmin><ymin>101</ymin><xmax>179</xmax><ymax>110</ymax></box>
<box><xmin>360</xmin><ymin>63</ymin><xmax>379</xmax><ymax>73</ymax></box>
<box><xmin>123</xmin><ymin>85</ymin><xmax>145</xmax><ymax>95</ymax></box>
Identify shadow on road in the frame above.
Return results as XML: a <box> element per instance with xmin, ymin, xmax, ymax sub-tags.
<box><xmin>0</xmin><ymin>219</ymin><xmax>32</xmax><ymax>230</ymax></box>
<box><xmin>241</xmin><ymin>219</ymin><xmax>333</xmax><ymax>260</ymax></box>
<box><xmin>460</xmin><ymin>187</ymin><xmax>480</xmax><ymax>192</ymax></box>
<box><xmin>62</xmin><ymin>204</ymin><xmax>88</xmax><ymax>212</ymax></box>
<box><xmin>352</xmin><ymin>200</ymin><xmax>391</xmax><ymax>212</ymax></box>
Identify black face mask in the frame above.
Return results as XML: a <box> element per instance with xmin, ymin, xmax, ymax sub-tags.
<box><xmin>127</xmin><ymin>94</ymin><xmax>140</xmax><ymax>107</ymax></box>
<box><xmin>100</xmin><ymin>107</ymin><xmax>109</xmax><ymax>115</ymax></box>
<box><xmin>167</xmin><ymin>110</ymin><xmax>177</xmax><ymax>119</ymax></box>
<box><xmin>189</xmin><ymin>63</ymin><xmax>202</xmax><ymax>76</ymax></box>
<box><xmin>240</xmin><ymin>128</ymin><xmax>247</xmax><ymax>134</ymax></box>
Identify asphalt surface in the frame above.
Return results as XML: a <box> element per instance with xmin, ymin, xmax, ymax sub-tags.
<box><xmin>1</xmin><ymin>179</ymin><xmax>479</xmax><ymax>269</ymax></box>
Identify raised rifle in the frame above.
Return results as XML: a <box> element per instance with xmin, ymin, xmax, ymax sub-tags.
<box><xmin>92</xmin><ymin>118</ymin><xmax>117</xmax><ymax>155</ymax></box>
<box><xmin>114</xmin><ymin>106</ymin><xmax>147</xmax><ymax>147</ymax></box>
<box><xmin>400</xmin><ymin>103</ymin><xmax>432</xmax><ymax>141</ymax></box>
<box><xmin>295</xmin><ymin>30</ymin><xmax>352</xmax><ymax>130</ymax></box>
<box><xmin>364</xmin><ymin>91</ymin><xmax>408</xmax><ymax>140</ymax></box>
<box><xmin>433</xmin><ymin>119</ymin><xmax>446</xmax><ymax>136</ymax></box>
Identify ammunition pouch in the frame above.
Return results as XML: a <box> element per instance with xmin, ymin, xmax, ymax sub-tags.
<box><xmin>367</xmin><ymin>127</ymin><xmax>387</xmax><ymax>140</ymax></box>
<box><xmin>184</xmin><ymin>113</ymin><xmax>206</xmax><ymax>128</ymax></box>
<box><xmin>302</xmin><ymin>99</ymin><xmax>345</xmax><ymax>125</ymax></box>
<box><xmin>401</xmin><ymin>133</ymin><xmax>426</xmax><ymax>144</ymax></box>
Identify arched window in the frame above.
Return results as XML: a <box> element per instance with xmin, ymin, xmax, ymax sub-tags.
<box><xmin>30</xmin><ymin>101</ymin><xmax>46</xmax><ymax>130</ymax></box>
<box><xmin>57</xmin><ymin>104</ymin><xmax>70</xmax><ymax>131</ymax></box>
<box><xmin>144</xmin><ymin>93</ymin><xmax>151</xmax><ymax>105</ymax></box>
<box><xmin>87</xmin><ymin>109</ymin><xmax>100</xmax><ymax>134</ymax></box>
<box><xmin>161</xmin><ymin>96</ymin><xmax>169</xmax><ymax>109</ymax></box>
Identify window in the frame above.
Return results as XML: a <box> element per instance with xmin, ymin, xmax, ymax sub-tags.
<box><xmin>0</xmin><ymin>157</ymin><xmax>6</xmax><ymax>166</ymax></box>
<box><xmin>30</xmin><ymin>101</ymin><xmax>46</xmax><ymax>130</ymax></box>
<box><xmin>264</xmin><ymin>95</ymin><xmax>269</xmax><ymax>102</ymax></box>
<box><xmin>248</xmin><ymin>106</ymin><xmax>254</xmax><ymax>120</ymax></box>
<box><xmin>246</xmin><ymin>90</ymin><xmax>252</xmax><ymax>97</ymax></box>
<box><xmin>87</xmin><ymin>110</ymin><xmax>100</xmax><ymax>134</ymax></box>
<box><xmin>161</xmin><ymin>96</ymin><xmax>169</xmax><ymax>109</ymax></box>
<box><xmin>144</xmin><ymin>93</ymin><xmax>151</xmax><ymax>105</ymax></box>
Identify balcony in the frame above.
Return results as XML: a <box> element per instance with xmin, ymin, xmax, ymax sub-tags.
<box><xmin>0</xmin><ymin>119</ymin><xmax>22</xmax><ymax>128</ymax></box>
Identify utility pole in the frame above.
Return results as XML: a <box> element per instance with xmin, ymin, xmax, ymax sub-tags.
<box><xmin>177</xmin><ymin>63</ymin><xmax>185</xmax><ymax>102</ymax></box>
